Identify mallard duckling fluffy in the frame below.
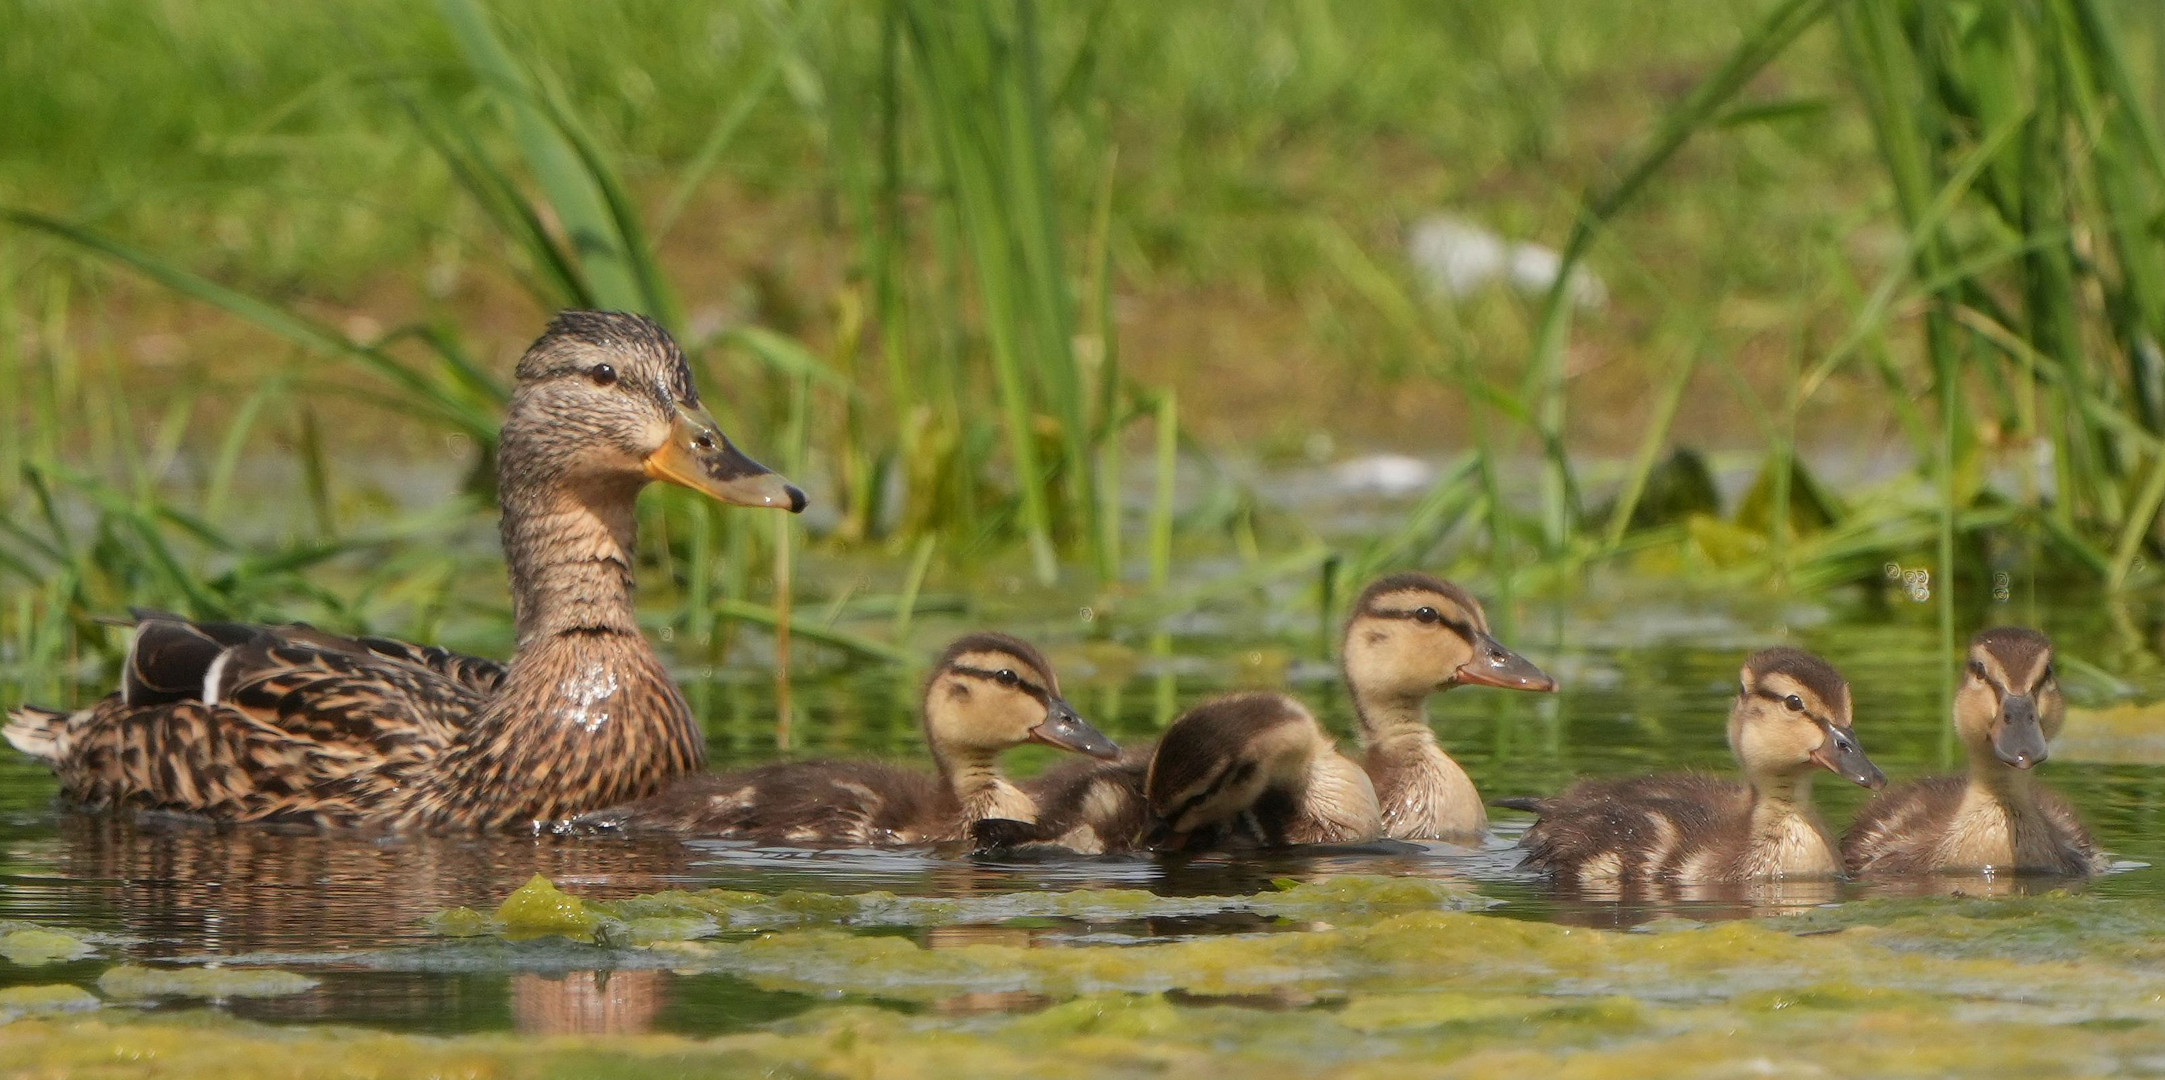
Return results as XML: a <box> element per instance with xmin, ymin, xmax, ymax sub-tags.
<box><xmin>1502</xmin><ymin>647</ymin><xmax>1885</xmax><ymax>884</ymax></box>
<box><xmin>978</xmin><ymin>571</ymin><xmax>1548</xmax><ymax>854</ymax></box>
<box><xmin>1842</xmin><ymin>627</ymin><xmax>2105</xmax><ymax>877</ymax></box>
<box><xmin>5</xmin><ymin>312</ymin><xmax>803</xmax><ymax>829</ymax></box>
<box><xmin>1344</xmin><ymin>572</ymin><xmax>1555</xmax><ymax>841</ymax></box>
<box><xmin>987</xmin><ymin>692</ymin><xmax>1380</xmax><ymax>854</ymax></box>
<box><xmin>578</xmin><ymin>633</ymin><xmax>1118</xmax><ymax>846</ymax></box>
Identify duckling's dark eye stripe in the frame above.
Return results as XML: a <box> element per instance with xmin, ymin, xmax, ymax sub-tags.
<box><xmin>1747</xmin><ymin>688</ymin><xmax>1833</xmax><ymax>727</ymax></box>
<box><xmin>1370</xmin><ymin>607</ymin><xmax>1477</xmax><ymax>638</ymax></box>
<box><xmin>950</xmin><ymin>665</ymin><xmax>1051</xmax><ymax>704</ymax></box>
<box><xmin>1163</xmin><ymin>759</ymin><xmax>1251</xmax><ymax>826</ymax></box>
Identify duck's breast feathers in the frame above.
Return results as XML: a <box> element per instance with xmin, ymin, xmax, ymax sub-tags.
<box><xmin>1840</xmin><ymin>775</ymin><xmax>1968</xmax><ymax>874</ymax></box>
<box><xmin>1517</xmin><ymin>774</ymin><xmax>1750</xmax><ymax>882</ymax></box>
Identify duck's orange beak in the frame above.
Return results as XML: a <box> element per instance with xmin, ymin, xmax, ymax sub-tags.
<box><xmin>643</xmin><ymin>403</ymin><xmax>806</xmax><ymax>512</ymax></box>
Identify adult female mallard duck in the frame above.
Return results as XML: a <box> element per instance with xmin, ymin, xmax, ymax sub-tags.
<box><xmin>5</xmin><ymin>311</ymin><xmax>803</xmax><ymax>830</ymax></box>
<box><xmin>1343</xmin><ymin>572</ymin><xmax>1554</xmax><ymax>841</ymax></box>
<box><xmin>1842</xmin><ymin>628</ymin><xmax>2105</xmax><ymax>877</ymax></box>
<box><xmin>576</xmin><ymin>633</ymin><xmax>1118</xmax><ymax>846</ymax></box>
<box><xmin>1499</xmin><ymin>648</ymin><xmax>1884</xmax><ymax>885</ymax></box>
<box><xmin>979</xmin><ymin>691</ymin><xmax>1381</xmax><ymax>854</ymax></box>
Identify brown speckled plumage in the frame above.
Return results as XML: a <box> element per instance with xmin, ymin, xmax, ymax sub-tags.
<box><xmin>1842</xmin><ymin>628</ymin><xmax>2105</xmax><ymax>877</ymax></box>
<box><xmin>5</xmin><ymin>312</ymin><xmax>803</xmax><ymax>830</ymax></box>
<box><xmin>1506</xmin><ymin>648</ymin><xmax>1882</xmax><ymax>884</ymax></box>
<box><xmin>1342</xmin><ymin>572</ymin><xmax>1554</xmax><ymax>842</ymax></box>
<box><xmin>982</xmin><ymin>691</ymin><xmax>1379</xmax><ymax>854</ymax></box>
<box><xmin>577</xmin><ymin>633</ymin><xmax>1117</xmax><ymax>846</ymax></box>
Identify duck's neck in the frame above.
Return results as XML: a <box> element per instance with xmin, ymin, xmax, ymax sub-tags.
<box><xmin>503</xmin><ymin>475</ymin><xmax>645</xmax><ymax>642</ymax></box>
<box><xmin>934</xmin><ymin>746</ymin><xmax>1034</xmax><ymax>826</ymax></box>
<box><xmin>1745</xmin><ymin>770</ymin><xmax>1838</xmax><ymax>876</ymax></box>
<box><xmin>1355</xmin><ymin>687</ymin><xmax>1484</xmax><ymax>839</ymax></box>
<box><xmin>1967</xmin><ymin>755</ymin><xmax>2037</xmax><ymax>804</ymax></box>
<box><xmin>1353</xmin><ymin>687</ymin><xmax>1435</xmax><ymax>754</ymax></box>
<box><xmin>411</xmin><ymin>472</ymin><xmax>703</xmax><ymax>829</ymax></box>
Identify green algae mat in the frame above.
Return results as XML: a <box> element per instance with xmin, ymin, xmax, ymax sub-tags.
<box><xmin>9</xmin><ymin>876</ymin><xmax>2165</xmax><ymax>1078</ymax></box>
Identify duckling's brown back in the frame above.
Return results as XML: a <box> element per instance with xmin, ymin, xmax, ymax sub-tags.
<box><xmin>578</xmin><ymin>760</ymin><xmax>954</xmax><ymax>846</ymax></box>
<box><xmin>1512</xmin><ymin>773</ymin><xmax>1753</xmax><ymax>885</ymax></box>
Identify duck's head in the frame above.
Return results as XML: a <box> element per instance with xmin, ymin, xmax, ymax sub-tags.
<box><xmin>1145</xmin><ymin>692</ymin><xmax>1325</xmax><ymax>842</ymax></box>
<box><xmin>1957</xmin><ymin>627</ymin><xmax>2062</xmax><ymax>771</ymax></box>
<box><xmin>501</xmin><ymin>310</ymin><xmax>806</xmax><ymax>512</ymax></box>
<box><xmin>1730</xmin><ymin>647</ymin><xmax>1883</xmax><ymax>789</ymax></box>
<box><xmin>1341</xmin><ymin>572</ymin><xmax>1555</xmax><ymax>702</ymax></box>
<box><xmin>922</xmin><ymin>633</ymin><xmax>1117</xmax><ymax>765</ymax></box>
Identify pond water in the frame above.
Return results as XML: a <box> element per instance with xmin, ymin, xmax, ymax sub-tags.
<box><xmin>6</xmin><ymin>578</ymin><xmax>2165</xmax><ymax>1074</ymax></box>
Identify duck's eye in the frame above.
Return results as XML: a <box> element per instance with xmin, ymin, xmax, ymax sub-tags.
<box><xmin>1413</xmin><ymin>606</ymin><xmax>1441</xmax><ymax>624</ymax></box>
<box><xmin>994</xmin><ymin>669</ymin><xmax>1020</xmax><ymax>687</ymax></box>
<box><xmin>1967</xmin><ymin>660</ymin><xmax>1987</xmax><ymax>680</ymax></box>
<box><xmin>1783</xmin><ymin>694</ymin><xmax>1805</xmax><ymax>712</ymax></box>
<box><xmin>2042</xmin><ymin>662</ymin><xmax>2055</xmax><ymax>682</ymax></box>
<box><xmin>588</xmin><ymin>363</ymin><xmax>619</xmax><ymax>387</ymax></box>
<box><xmin>693</xmin><ymin>432</ymin><xmax>716</xmax><ymax>451</ymax></box>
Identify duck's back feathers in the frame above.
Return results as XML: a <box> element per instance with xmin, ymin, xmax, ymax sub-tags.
<box><xmin>9</xmin><ymin>614</ymin><xmax>503</xmax><ymax>822</ymax></box>
<box><xmin>989</xmin><ymin>692</ymin><xmax>1382</xmax><ymax>855</ymax></box>
<box><xmin>994</xmin><ymin>752</ymin><xmax>1153</xmax><ymax>854</ymax></box>
<box><xmin>579</xmin><ymin>761</ymin><xmax>956</xmax><ymax>846</ymax></box>
<box><xmin>1511</xmin><ymin>773</ymin><xmax>1755</xmax><ymax>885</ymax></box>
<box><xmin>1842</xmin><ymin>775</ymin><xmax>2105</xmax><ymax>876</ymax></box>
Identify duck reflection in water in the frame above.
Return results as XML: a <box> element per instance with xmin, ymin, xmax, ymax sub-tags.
<box><xmin>513</xmin><ymin>970</ymin><xmax>665</xmax><ymax>1036</ymax></box>
<box><xmin>34</xmin><ymin>815</ymin><xmax>705</xmax><ymax>1027</ymax></box>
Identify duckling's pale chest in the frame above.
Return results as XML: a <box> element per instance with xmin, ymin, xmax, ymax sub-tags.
<box><xmin>1740</xmin><ymin>804</ymin><xmax>1841</xmax><ymax>879</ymax></box>
<box><xmin>1370</xmin><ymin>736</ymin><xmax>1484</xmax><ymax>842</ymax></box>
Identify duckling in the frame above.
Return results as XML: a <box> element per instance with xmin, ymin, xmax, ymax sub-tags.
<box><xmin>1842</xmin><ymin>628</ymin><xmax>2105</xmax><ymax>877</ymax></box>
<box><xmin>977</xmin><ymin>571</ymin><xmax>1547</xmax><ymax>854</ymax></box>
<box><xmin>4</xmin><ymin>312</ymin><xmax>805</xmax><ymax>829</ymax></box>
<box><xmin>1343</xmin><ymin>572</ymin><xmax>1555</xmax><ymax>841</ymax></box>
<box><xmin>1501</xmin><ymin>647</ymin><xmax>1885</xmax><ymax>885</ymax></box>
<box><xmin>576</xmin><ymin>633</ymin><xmax>1119</xmax><ymax>846</ymax></box>
<box><xmin>987</xmin><ymin>692</ymin><xmax>1380</xmax><ymax>854</ymax></box>
<box><xmin>1152</xmin><ymin>693</ymin><xmax>1382</xmax><ymax>849</ymax></box>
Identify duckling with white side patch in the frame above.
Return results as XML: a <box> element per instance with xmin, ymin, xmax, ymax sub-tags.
<box><xmin>1501</xmin><ymin>648</ymin><xmax>1885</xmax><ymax>885</ymax></box>
<box><xmin>577</xmin><ymin>634</ymin><xmax>1117</xmax><ymax>846</ymax></box>
<box><xmin>1842</xmin><ymin>628</ymin><xmax>2105</xmax><ymax>877</ymax></box>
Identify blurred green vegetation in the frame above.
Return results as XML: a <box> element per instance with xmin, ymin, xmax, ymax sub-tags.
<box><xmin>6</xmin><ymin>0</ymin><xmax>2165</xmax><ymax>701</ymax></box>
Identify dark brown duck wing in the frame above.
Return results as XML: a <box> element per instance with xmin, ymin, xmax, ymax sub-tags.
<box><xmin>6</xmin><ymin>614</ymin><xmax>494</xmax><ymax>822</ymax></box>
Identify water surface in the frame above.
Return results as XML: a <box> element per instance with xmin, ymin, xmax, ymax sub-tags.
<box><xmin>4</xmin><ymin>582</ymin><xmax>2165</xmax><ymax>1072</ymax></box>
